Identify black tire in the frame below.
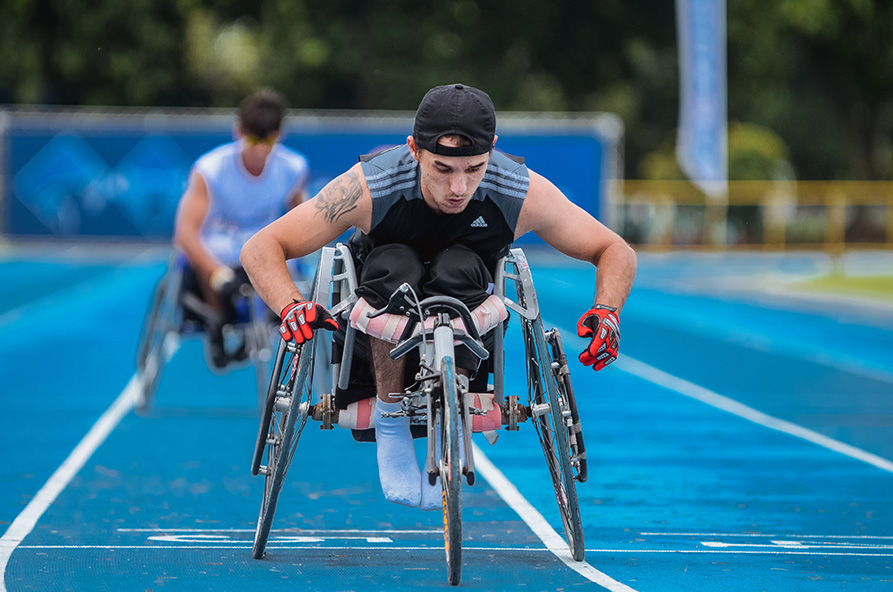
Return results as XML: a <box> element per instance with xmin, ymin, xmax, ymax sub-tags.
<box><xmin>246</xmin><ymin>302</ymin><xmax>276</xmax><ymax>415</ymax></box>
<box><xmin>546</xmin><ymin>329</ymin><xmax>588</xmax><ymax>484</ymax></box>
<box><xmin>251</xmin><ymin>335</ymin><xmax>316</xmax><ymax>559</ymax></box>
<box><xmin>440</xmin><ymin>356</ymin><xmax>463</xmax><ymax>586</ymax></box>
<box><xmin>524</xmin><ymin>320</ymin><xmax>585</xmax><ymax>561</ymax></box>
<box><xmin>135</xmin><ymin>268</ymin><xmax>181</xmax><ymax>412</ymax></box>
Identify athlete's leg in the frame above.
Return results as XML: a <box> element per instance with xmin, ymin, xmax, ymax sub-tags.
<box><xmin>357</xmin><ymin>244</ymin><xmax>425</xmax><ymax>506</ymax></box>
<box><xmin>370</xmin><ymin>339</ymin><xmax>420</xmax><ymax>506</ymax></box>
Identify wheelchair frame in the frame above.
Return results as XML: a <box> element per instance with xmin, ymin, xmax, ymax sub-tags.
<box><xmin>135</xmin><ymin>252</ymin><xmax>278</xmax><ymax>413</ymax></box>
<box><xmin>250</xmin><ymin>244</ymin><xmax>587</xmax><ymax>585</ymax></box>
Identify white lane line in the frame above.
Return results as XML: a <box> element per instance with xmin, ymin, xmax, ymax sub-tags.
<box><xmin>700</xmin><ymin>541</ymin><xmax>893</xmax><ymax>550</ymax></box>
<box><xmin>581</xmin><ymin>550</ymin><xmax>893</xmax><ymax>557</ymax></box>
<box><xmin>473</xmin><ymin>444</ymin><xmax>639</xmax><ymax>592</ymax></box>
<box><xmin>640</xmin><ymin>532</ymin><xmax>893</xmax><ymax>539</ymax></box>
<box><xmin>552</xmin><ymin>319</ymin><xmax>893</xmax><ymax>474</ymax></box>
<box><xmin>146</xmin><ymin>534</ymin><xmax>394</xmax><ymax>544</ymax></box>
<box><xmin>14</xmin><ymin>545</ymin><xmax>893</xmax><ymax>557</ymax></box>
<box><xmin>14</xmin><ymin>545</ymin><xmax>552</xmax><ymax>551</ymax></box>
<box><xmin>0</xmin><ymin>376</ymin><xmax>138</xmax><ymax>592</ymax></box>
<box><xmin>615</xmin><ymin>355</ymin><xmax>893</xmax><ymax>474</ymax></box>
<box><xmin>117</xmin><ymin>528</ymin><xmax>441</xmax><ymax>534</ymax></box>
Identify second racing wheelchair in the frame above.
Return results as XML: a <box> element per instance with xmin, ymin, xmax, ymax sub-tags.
<box><xmin>135</xmin><ymin>252</ymin><xmax>281</xmax><ymax>413</ymax></box>
<box><xmin>249</xmin><ymin>243</ymin><xmax>587</xmax><ymax>585</ymax></box>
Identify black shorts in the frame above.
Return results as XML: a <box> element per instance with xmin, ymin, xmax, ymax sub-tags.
<box><xmin>334</xmin><ymin>243</ymin><xmax>496</xmax><ymax>409</ymax></box>
<box><xmin>354</xmin><ymin>243</ymin><xmax>493</xmax><ymax>310</ymax></box>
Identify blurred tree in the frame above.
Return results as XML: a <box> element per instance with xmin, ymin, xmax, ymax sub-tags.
<box><xmin>639</xmin><ymin>121</ymin><xmax>792</xmax><ymax>181</ymax></box>
<box><xmin>0</xmin><ymin>0</ymin><xmax>200</xmax><ymax>106</ymax></box>
<box><xmin>728</xmin><ymin>0</ymin><xmax>893</xmax><ymax>180</ymax></box>
<box><xmin>1</xmin><ymin>0</ymin><xmax>892</xmax><ymax>181</ymax></box>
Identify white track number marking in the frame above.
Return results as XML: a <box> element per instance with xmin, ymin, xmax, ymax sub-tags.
<box><xmin>146</xmin><ymin>533</ymin><xmax>393</xmax><ymax>544</ymax></box>
<box><xmin>701</xmin><ymin>539</ymin><xmax>893</xmax><ymax>551</ymax></box>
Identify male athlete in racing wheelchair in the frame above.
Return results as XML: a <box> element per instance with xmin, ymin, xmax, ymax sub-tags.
<box><xmin>240</xmin><ymin>83</ymin><xmax>636</xmax><ymax>584</ymax></box>
<box><xmin>135</xmin><ymin>88</ymin><xmax>310</xmax><ymax>411</ymax></box>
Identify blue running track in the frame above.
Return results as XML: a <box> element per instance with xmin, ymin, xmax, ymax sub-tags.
<box><xmin>1</xmin><ymin>245</ymin><xmax>892</xmax><ymax>591</ymax></box>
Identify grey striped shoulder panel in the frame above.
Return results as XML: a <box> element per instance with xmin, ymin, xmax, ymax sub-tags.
<box><xmin>359</xmin><ymin>145</ymin><xmax>531</xmax><ymax>231</ymax></box>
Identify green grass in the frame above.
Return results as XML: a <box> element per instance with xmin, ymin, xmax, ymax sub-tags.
<box><xmin>792</xmin><ymin>274</ymin><xmax>893</xmax><ymax>302</ymax></box>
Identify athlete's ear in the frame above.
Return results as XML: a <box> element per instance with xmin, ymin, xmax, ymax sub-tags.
<box><xmin>233</xmin><ymin>123</ymin><xmax>244</xmax><ymax>141</ymax></box>
<box><xmin>407</xmin><ymin>135</ymin><xmax>421</xmax><ymax>161</ymax></box>
<box><xmin>492</xmin><ymin>134</ymin><xmax>498</xmax><ymax>150</ymax></box>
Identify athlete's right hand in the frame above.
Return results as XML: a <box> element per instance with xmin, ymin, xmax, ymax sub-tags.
<box><xmin>279</xmin><ymin>301</ymin><xmax>339</xmax><ymax>344</ymax></box>
<box><xmin>209</xmin><ymin>265</ymin><xmax>238</xmax><ymax>296</ymax></box>
<box><xmin>576</xmin><ymin>305</ymin><xmax>620</xmax><ymax>371</ymax></box>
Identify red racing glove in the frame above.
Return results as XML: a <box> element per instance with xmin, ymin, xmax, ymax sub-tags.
<box><xmin>576</xmin><ymin>304</ymin><xmax>620</xmax><ymax>371</ymax></box>
<box><xmin>279</xmin><ymin>301</ymin><xmax>339</xmax><ymax>344</ymax></box>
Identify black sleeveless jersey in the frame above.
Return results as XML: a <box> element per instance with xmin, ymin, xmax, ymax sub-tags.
<box><xmin>349</xmin><ymin>145</ymin><xmax>530</xmax><ymax>271</ymax></box>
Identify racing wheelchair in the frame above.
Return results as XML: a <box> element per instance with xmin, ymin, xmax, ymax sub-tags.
<box><xmin>135</xmin><ymin>252</ymin><xmax>280</xmax><ymax>413</ymax></box>
<box><xmin>250</xmin><ymin>243</ymin><xmax>588</xmax><ymax>586</ymax></box>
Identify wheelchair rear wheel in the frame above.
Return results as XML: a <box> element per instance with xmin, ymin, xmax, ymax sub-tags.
<box><xmin>440</xmin><ymin>357</ymin><xmax>463</xmax><ymax>586</ymax></box>
<box><xmin>135</xmin><ymin>267</ymin><xmax>182</xmax><ymax>412</ymax></box>
<box><xmin>243</xmin><ymin>301</ymin><xmax>277</xmax><ymax>413</ymax></box>
<box><xmin>523</xmin><ymin>319</ymin><xmax>585</xmax><ymax>561</ymax></box>
<box><xmin>250</xmin><ymin>335</ymin><xmax>317</xmax><ymax>559</ymax></box>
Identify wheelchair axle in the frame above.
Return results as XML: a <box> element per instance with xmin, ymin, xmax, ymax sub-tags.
<box><xmin>309</xmin><ymin>393</ymin><xmax>532</xmax><ymax>431</ymax></box>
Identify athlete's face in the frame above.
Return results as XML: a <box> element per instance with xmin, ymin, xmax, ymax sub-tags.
<box><xmin>409</xmin><ymin>136</ymin><xmax>493</xmax><ymax>215</ymax></box>
<box><xmin>237</xmin><ymin>126</ymin><xmax>279</xmax><ymax>175</ymax></box>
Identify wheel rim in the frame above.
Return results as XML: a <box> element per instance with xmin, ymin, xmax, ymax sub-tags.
<box><xmin>251</xmin><ymin>338</ymin><xmax>315</xmax><ymax>559</ymax></box>
<box><xmin>526</xmin><ymin>323</ymin><xmax>585</xmax><ymax>561</ymax></box>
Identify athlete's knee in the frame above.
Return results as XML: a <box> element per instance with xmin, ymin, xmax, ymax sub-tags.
<box><xmin>356</xmin><ymin>244</ymin><xmax>425</xmax><ymax>309</ymax></box>
<box><xmin>424</xmin><ymin>245</ymin><xmax>492</xmax><ymax>308</ymax></box>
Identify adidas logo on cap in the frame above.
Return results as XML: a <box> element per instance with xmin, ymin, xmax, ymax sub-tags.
<box><xmin>470</xmin><ymin>216</ymin><xmax>488</xmax><ymax>228</ymax></box>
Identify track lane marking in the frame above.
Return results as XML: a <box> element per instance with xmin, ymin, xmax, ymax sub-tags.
<box><xmin>117</xmin><ymin>528</ymin><xmax>441</xmax><ymax>534</ymax></box>
<box><xmin>552</xmin><ymin>318</ymin><xmax>893</xmax><ymax>474</ymax></box>
<box><xmin>13</xmin><ymin>545</ymin><xmax>893</xmax><ymax>557</ymax></box>
<box><xmin>0</xmin><ymin>376</ymin><xmax>138</xmax><ymax>592</ymax></box>
<box><xmin>14</xmin><ymin>545</ymin><xmax>553</xmax><ymax>551</ymax></box>
<box><xmin>472</xmin><ymin>444</ymin><xmax>639</xmax><ymax>592</ymax></box>
<box><xmin>614</xmin><ymin>355</ymin><xmax>893</xmax><ymax>474</ymax></box>
<box><xmin>640</xmin><ymin>532</ymin><xmax>893</xmax><ymax>539</ymax></box>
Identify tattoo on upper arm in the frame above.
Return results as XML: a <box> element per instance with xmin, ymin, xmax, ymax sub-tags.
<box><xmin>314</xmin><ymin>170</ymin><xmax>362</xmax><ymax>223</ymax></box>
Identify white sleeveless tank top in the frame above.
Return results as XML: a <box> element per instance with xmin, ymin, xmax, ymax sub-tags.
<box><xmin>193</xmin><ymin>140</ymin><xmax>309</xmax><ymax>264</ymax></box>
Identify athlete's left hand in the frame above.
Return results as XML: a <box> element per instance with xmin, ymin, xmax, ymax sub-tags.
<box><xmin>576</xmin><ymin>305</ymin><xmax>620</xmax><ymax>371</ymax></box>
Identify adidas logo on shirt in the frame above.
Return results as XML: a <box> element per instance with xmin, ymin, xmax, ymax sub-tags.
<box><xmin>470</xmin><ymin>216</ymin><xmax>488</xmax><ymax>228</ymax></box>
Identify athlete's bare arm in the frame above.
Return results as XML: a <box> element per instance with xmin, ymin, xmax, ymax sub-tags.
<box><xmin>173</xmin><ymin>172</ymin><xmax>220</xmax><ymax>282</ymax></box>
<box><xmin>241</xmin><ymin>163</ymin><xmax>373</xmax><ymax>313</ymax></box>
<box><xmin>515</xmin><ymin>170</ymin><xmax>637</xmax><ymax>311</ymax></box>
<box><xmin>287</xmin><ymin>186</ymin><xmax>308</xmax><ymax>210</ymax></box>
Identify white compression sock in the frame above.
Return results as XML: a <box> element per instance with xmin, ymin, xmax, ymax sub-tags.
<box><xmin>375</xmin><ymin>400</ymin><xmax>421</xmax><ymax>507</ymax></box>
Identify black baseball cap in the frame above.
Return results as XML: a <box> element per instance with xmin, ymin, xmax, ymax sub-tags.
<box><xmin>413</xmin><ymin>83</ymin><xmax>496</xmax><ymax>156</ymax></box>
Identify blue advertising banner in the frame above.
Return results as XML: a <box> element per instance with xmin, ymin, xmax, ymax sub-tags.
<box><xmin>676</xmin><ymin>0</ymin><xmax>727</xmax><ymax>199</ymax></box>
<box><xmin>1</xmin><ymin>111</ymin><xmax>620</xmax><ymax>243</ymax></box>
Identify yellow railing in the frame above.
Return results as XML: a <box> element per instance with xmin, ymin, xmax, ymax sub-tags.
<box><xmin>619</xmin><ymin>180</ymin><xmax>893</xmax><ymax>251</ymax></box>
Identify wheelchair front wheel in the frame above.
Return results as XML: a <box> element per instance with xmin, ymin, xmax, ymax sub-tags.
<box><xmin>524</xmin><ymin>321</ymin><xmax>585</xmax><ymax>561</ymax></box>
<box><xmin>439</xmin><ymin>356</ymin><xmax>463</xmax><ymax>586</ymax></box>
<box><xmin>251</xmin><ymin>336</ymin><xmax>316</xmax><ymax>559</ymax></box>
